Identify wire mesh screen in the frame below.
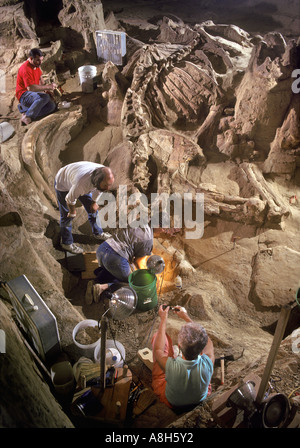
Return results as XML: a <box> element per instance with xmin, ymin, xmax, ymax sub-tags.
<box><xmin>96</xmin><ymin>30</ymin><xmax>126</xmax><ymax>66</ymax></box>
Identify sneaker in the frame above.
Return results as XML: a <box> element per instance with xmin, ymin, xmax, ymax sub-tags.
<box><xmin>85</xmin><ymin>280</ymin><xmax>95</xmax><ymax>305</ymax></box>
<box><xmin>61</xmin><ymin>243</ymin><xmax>84</xmax><ymax>254</ymax></box>
<box><xmin>58</xmin><ymin>101</ymin><xmax>71</xmax><ymax>109</ymax></box>
<box><xmin>20</xmin><ymin>113</ymin><xmax>32</xmax><ymax>125</ymax></box>
<box><xmin>93</xmin><ymin>232</ymin><xmax>112</xmax><ymax>241</ymax></box>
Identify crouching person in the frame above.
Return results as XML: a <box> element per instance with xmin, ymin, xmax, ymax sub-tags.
<box><xmin>152</xmin><ymin>305</ymin><xmax>214</xmax><ymax>411</ymax></box>
<box><xmin>85</xmin><ymin>224</ymin><xmax>155</xmax><ymax>304</ymax></box>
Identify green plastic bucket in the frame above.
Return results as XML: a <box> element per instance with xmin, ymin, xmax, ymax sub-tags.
<box><xmin>128</xmin><ymin>269</ymin><xmax>157</xmax><ymax>311</ymax></box>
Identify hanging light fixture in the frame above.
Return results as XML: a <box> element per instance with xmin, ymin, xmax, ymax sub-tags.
<box><xmin>146</xmin><ymin>255</ymin><xmax>165</xmax><ymax>274</ymax></box>
<box><xmin>227</xmin><ymin>381</ymin><xmax>257</xmax><ymax>415</ymax></box>
<box><xmin>101</xmin><ymin>284</ymin><xmax>138</xmax><ymax>320</ymax></box>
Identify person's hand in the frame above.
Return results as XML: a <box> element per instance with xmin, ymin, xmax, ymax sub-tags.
<box><xmin>90</xmin><ymin>202</ymin><xmax>99</xmax><ymax>213</ymax></box>
<box><xmin>158</xmin><ymin>304</ymin><xmax>169</xmax><ymax>320</ymax></box>
<box><xmin>173</xmin><ymin>305</ymin><xmax>189</xmax><ymax>320</ymax></box>
<box><xmin>51</xmin><ymin>82</ymin><xmax>57</xmax><ymax>90</ymax></box>
<box><xmin>67</xmin><ymin>202</ymin><xmax>76</xmax><ymax>218</ymax></box>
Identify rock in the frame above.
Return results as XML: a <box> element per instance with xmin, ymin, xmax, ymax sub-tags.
<box><xmin>58</xmin><ymin>0</ymin><xmax>105</xmax><ymax>54</ymax></box>
<box><xmin>0</xmin><ymin>300</ymin><xmax>74</xmax><ymax>428</ymax></box>
<box><xmin>252</xmin><ymin>246</ymin><xmax>300</xmax><ymax>308</ymax></box>
<box><xmin>1</xmin><ymin>0</ymin><xmax>300</xmax><ymax>429</ymax></box>
<box><xmin>231</xmin><ymin>32</ymin><xmax>295</xmax><ymax>158</ymax></box>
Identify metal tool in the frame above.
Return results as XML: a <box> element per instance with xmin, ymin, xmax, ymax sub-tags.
<box><xmin>215</xmin><ymin>349</ymin><xmax>244</xmax><ymax>384</ymax></box>
<box><xmin>162</xmin><ymin>304</ymin><xmax>181</xmax><ymax>311</ymax></box>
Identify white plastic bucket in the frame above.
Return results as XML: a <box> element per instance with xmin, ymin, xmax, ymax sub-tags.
<box><xmin>0</xmin><ymin>122</ymin><xmax>14</xmax><ymax>143</ymax></box>
<box><xmin>94</xmin><ymin>339</ymin><xmax>125</xmax><ymax>368</ymax></box>
<box><xmin>50</xmin><ymin>361</ymin><xmax>75</xmax><ymax>395</ymax></box>
<box><xmin>78</xmin><ymin>65</ymin><xmax>97</xmax><ymax>93</ymax></box>
<box><xmin>72</xmin><ymin>319</ymin><xmax>100</xmax><ymax>359</ymax></box>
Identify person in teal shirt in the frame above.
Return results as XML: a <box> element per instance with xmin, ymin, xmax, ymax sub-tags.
<box><xmin>151</xmin><ymin>305</ymin><xmax>214</xmax><ymax>410</ymax></box>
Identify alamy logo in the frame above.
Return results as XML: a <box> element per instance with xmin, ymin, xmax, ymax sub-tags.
<box><xmin>97</xmin><ymin>185</ymin><xmax>204</xmax><ymax>239</ymax></box>
<box><xmin>0</xmin><ymin>69</ymin><xmax>5</xmax><ymax>93</ymax></box>
<box><xmin>292</xmin><ymin>69</ymin><xmax>300</xmax><ymax>94</ymax></box>
<box><xmin>0</xmin><ymin>330</ymin><xmax>6</xmax><ymax>353</ymax></box>
<box><xmin>292</xmin><ymin>328</ymin><xmax>300</xmax><ymax>354</ymax></box>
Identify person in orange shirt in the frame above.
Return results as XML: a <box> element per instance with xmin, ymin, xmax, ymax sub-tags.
<box><xmin>152</xmin><ymin>305</ymin><xmax>214</xmax><ymax>411</ymax></box>
<box><xmin>15</xmin><ymin>48</ymin><xmax>57</xmax><ymax>125</ymax></box>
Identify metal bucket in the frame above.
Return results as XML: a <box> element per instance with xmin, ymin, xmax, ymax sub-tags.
<box><xmin>128</xmin><ymin>269</ymin><xmax>157</xmax><ymax>312</ymax></box>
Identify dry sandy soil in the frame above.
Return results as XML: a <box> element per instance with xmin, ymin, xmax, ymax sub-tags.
<box><xmin>0</xmin><ymin>0</ymin><xmax>299</xmax><ymax>431</ymax></box>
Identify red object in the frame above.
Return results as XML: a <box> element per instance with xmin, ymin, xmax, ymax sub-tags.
<box><xmin>15</xmin><ymin>60</ymin><xmax>42</xmax><ymax>101</ymax></box>
<box><xmin>151</xmin><ymin>333</ymin><xmax>174</xmax><ymax>408</ymax></box>
<box><xmin>289</xmin><ymin>195</ymin><xmax>297</xmax><ymax>204</ymax></box>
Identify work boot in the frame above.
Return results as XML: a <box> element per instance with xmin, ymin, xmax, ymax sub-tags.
<box><xmin>61</xmin><ymin>243</ymin><xmax>84</xmax><ymax>254</ymax></box>
<box><xmin>93</xmin><ymin>283</ymin><xmax>106</xmax><ymax>303</ymax></box>
<box><xmin>85</xmin><ymin>281</ymin><xmax>106</xmax><ymax>304</ymax></box>
<box><xmin>85</xmin><ymin>280</ymin><xmax>95</xmax><ymax>305</ymax></box>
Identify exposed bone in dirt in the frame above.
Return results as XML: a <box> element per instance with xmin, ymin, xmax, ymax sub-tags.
<box><xmin>0</xmin><ymin>0</ymin><xmax>299</xmax><ymax>429</ymax></box>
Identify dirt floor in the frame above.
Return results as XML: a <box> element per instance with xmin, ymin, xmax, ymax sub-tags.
<box><xmin>41</xmin><ymin>5</ymin><xmax>300</xmax><ymax>425</ymax></box>
<box><xmin>1</xmin><ymin>0</ymin><xmax>299</xmax><ymax>431</ymax></box>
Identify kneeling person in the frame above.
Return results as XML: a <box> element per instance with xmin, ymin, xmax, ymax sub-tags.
<box><xmin>85</xmin><ymin>224</ymin><xmax>156</xmax><ymax>304</ymax></box>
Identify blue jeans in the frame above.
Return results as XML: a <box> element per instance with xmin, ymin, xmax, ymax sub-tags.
<box><xmin>96</xmin><ymin>242</ymin><xmax>131</xmax><ymax>283</ymax></box>
<box><xmin>20</xmin><ymin>91</ymin><xmax>56</xmax><ymax>120</ymax></box>
<box><xmin>55</xmin><ymin>187</ymin><xmax>103</xmax><ymax>245</ymax></box>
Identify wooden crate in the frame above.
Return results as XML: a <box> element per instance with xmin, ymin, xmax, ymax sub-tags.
<box><xmin>72</xmin><ymin>367</ymin><xmax>132</xmax><ymax>425</ymax></box>
<box><xmin>81</xmin><ymin>251</ymin><xmax>98</xmax><ymax>280</ymax></box>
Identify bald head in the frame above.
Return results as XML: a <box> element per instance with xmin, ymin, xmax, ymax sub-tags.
<box><xmin>91</xmin><ymin>166</ymin><xmax>114</xmax><ymax>191</ymax></box>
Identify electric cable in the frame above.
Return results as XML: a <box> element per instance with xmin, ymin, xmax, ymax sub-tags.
<box><xmin>100</xmin><ymin>268</ymin><xmax>166</xmax><ymax>384</ymax></box>
<box><xmin>288</xmin><ymin>385</ymin><xmax>300</xmax><ymax>399</ymax></box>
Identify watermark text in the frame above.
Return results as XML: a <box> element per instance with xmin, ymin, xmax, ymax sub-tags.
<box><xmin>292</xmin><ymin>328</ymin><xmax>300</xmax><ymax>354</ymax></box>
<box><xmin>292</xmin><ymin>69</ymin><xmax>300</xmax><ymax>93</ymax></box>
<box><xmin>97</xmin><ymin>185</ymin><xmax>204</xmax><ymax>239</ymax></box>
<box><xmin>0</xmin><ymin>330</ymin><xmax>6</xmax><ymax>353</ymax></box>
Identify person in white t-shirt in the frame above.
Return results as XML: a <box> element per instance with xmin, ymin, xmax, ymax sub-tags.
<box><xmin>55</xmin><ymin>161</ymin><xmax>114</xmax><ymax>254</ymax></box>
